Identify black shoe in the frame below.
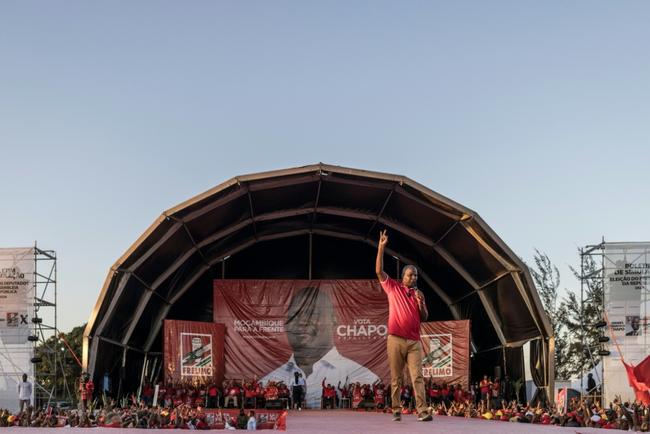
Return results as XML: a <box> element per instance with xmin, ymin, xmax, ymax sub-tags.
<box><xmin>417</xmin><ymin>412</ymin><xmax>432</xmax><ymax>422</ymax></box>
<box><xmin>392</xmin><ymin>412</ymin><xmax>401</xmax><ymax>421</ymax></box>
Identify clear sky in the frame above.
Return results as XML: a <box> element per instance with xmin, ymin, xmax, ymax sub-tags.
<box><xmin>1</xmin><ymin>1</ymin><xmax>648</xmax><ymax>333</ymax></box>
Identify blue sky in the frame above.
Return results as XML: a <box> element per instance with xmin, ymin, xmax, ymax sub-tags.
<box><xmin>1</xmin><ymin>1</ymin><xmax>648</xmax><ymax>332</ymax></box>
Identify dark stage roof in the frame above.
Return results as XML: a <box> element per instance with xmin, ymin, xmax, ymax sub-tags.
<box><xmin>83</xmin><ymin>163</ymin><xmax>553</xmax><ymax>389</ymax></box>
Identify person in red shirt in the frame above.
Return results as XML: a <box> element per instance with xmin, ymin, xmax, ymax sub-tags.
<box><xmin>264</xmin><ymin>381</ymin><xmax>279</xmax><ymax>401</ymax></box>
<box><xmin>207</xmin><ymin>383</ymin><xmax>219</xmax><ymax>409</ymax></box>
<box><xmin>277</xmin><ymin>381</ymin><xmax>290</xmax><ymax>404</ymax></box>
<box><xmin>337</xmin><ymin>380</ymin><xmax>350</xmax><ymax>408</ymax></box>
<box><xmin>224</xmin><ymin>381</ymin><xmax>241</xmax><ymax>409</ymax></box>
<box><xmin>321</xmin><ymin>379</ymin><xmax>336</xmax><ymax>409</ymax></box>
<box><xmin>351</xmin><ymin>383</ymin><xmax>363</xmax><ymax>409</ymax></box>
<box><xmin>376</xmin><ymin>230</ymin><xmax>431</xmax><ymax>422</ymax></box>
<box><xmin>425</xmin><ymin>379</ymin><xmax>433</xmax><ymax>406</ymax></box>
<box><xmin>243</xmin><ymin>380</ymin><xmax>257</xmax><ymax>409</ymax></box>
<box><xmin>429</xmin><ymin>382</ymin><xmax>440</xmax><ymax>406</ymax></box>
<box><xmin>195</xmin><ymin>385</ymin><xmax>206</xmax><ymax>407</ymax></box>
<box><xmin>79</xmin><ymin>375</ymin><xmax>88</xmax><ymax>411</ymax></box>
<box><xmin>254</xmin><ymin>381</ymin><xmax>264</xmax><ymax>409</ymax></box>
<box><xmin>479</xmin><ymin>375</ymin><xmax>491</xmax><ymax>405</ymax></box>
<box><xmin>491</xmin><ymin>378</ymin><xmax>500</xmax><ymax>409</ymax></box>
<box><xmin>85</xmin><ymin>377</ymin><xmax>94</xmax><ymax>406</ymax></box>
<box><xmin>142</xmin><ymin>383</ymin><xmax>154</xmax><ymax>406</ymax></box>
<box><xmin>453</xmin><ymin>384</ymin><xmax>464</xmax><ymax>403</ymax></box>
<box><xmin>373</xmin><ymin>380</ymin><xmax>386</xmax><ymax>409</ymax></box>
<box><xmin>361</xmin><ymin>384</ymin><xmax>370</xmax><ymax>400</ymax></box>
<box><xmin>78</xmin><ymin>373</ymin><xmax>94</xmax><ymax>412</ymax></box>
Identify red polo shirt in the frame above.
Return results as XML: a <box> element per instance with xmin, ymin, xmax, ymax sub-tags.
<box><xmin>380</xmin><ymin>277</ymin><xmax>421</xmax><ymax>341</ymax></box>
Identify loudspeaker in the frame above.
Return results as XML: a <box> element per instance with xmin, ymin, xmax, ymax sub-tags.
<box><xmin>265</xmin><ymin>400</ymin><xmax>283</xmax><ymax>410</ymax></box>
<box><xmin>359</xmin><ymin>401</ymin><xmax>376</xmax><ymax>410</ymax></box>
<box><xmin>494</xmin><ymin>366</ymin><xmax>502</xmax><ymax>380</ymax></box>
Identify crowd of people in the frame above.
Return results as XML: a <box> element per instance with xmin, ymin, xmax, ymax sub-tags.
<box><xmin>3</xmin><ymin>373</ymin><xmax>650</xmax><ymax>430</ymax></box>
<box><xmin>0</xmin><ymin>401</ymin><xmax>273</xmax><ymax>430</ymax></box>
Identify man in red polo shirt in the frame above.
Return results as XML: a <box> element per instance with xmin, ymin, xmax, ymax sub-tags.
<box><xmin>376</xmin><ymin>230</ymin><xmax>432</xmax><ymax>422</ymax></box>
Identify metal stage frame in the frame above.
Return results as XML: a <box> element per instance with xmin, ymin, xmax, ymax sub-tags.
<box><xmin>578</xmin><ymin>239</ymin><xmax>606</xmax><ymax>401</ymax></box>
<box><xmin>33</xmin><ymin>245</ymin><xmax>74</xmax><ymax>408</ymax></box>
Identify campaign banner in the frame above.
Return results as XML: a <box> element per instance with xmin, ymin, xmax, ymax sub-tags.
<box><xmin>603</xmin><ymin>242</ymin><xmax>650</xmax><ymax>405</ymax></box>
<box><xmin>556</xmin><ymin>388</ymin><xmax>567</xmax><ymax>412</ymax></box>
<box><xmin>0</xmin><ymin>247</ymin><xmax>35</xmax><ymax>413</ymax></box>
<box><xmin>213</xmin><ymin>279</ymin><xmax>471</xmax><ymax>407</ymax></box>
<box><xmin>421</xmin><ymin>320</ymin><xmax>470</xmax><ymax>388</ymax></box>
<box><xmin>203</xmin><ymin>409</ymin><xmax>283</xmax><ymax>429</ymax></box>
<box><xmin>163</xmin><ymin>320</ymin><xmax>225</xmax><ymax>385</ymax></box>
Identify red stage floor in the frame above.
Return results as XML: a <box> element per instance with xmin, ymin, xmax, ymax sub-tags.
<box><xmin>283</xmin><ymin>410</ymin><xmax>606</xmax><ymax>433</ymax></box>
<box><xmin>0</xmin><ymin>410</ymin><xmax>609</xmax><ymax>433</ymax></box>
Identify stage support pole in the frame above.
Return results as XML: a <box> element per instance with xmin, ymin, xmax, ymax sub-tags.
<box><xmin>548</xmin><ymin>336</ymin><xmax>555</xmax><ymax>405</ymax></box>
<box><xmin>149</xmin><ymin>356</ymin><xmax>158</xmax><ymax>384</ymax></box>
<box><xmin>308</xmin><ymin>232</ymin><xmax>313</xmax><ymax>280</ymax></box>
<box><xmin>117</xmin><ymin>348</ymin><xmax>127</xmax><ymax>400</ymax></box>
<box><xmin>138</xmin><ymin>356</ymin><xmax>148</xmax><ymax>402</ymax></box>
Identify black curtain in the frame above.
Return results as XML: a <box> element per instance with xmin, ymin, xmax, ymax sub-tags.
<box><xmin>504</xmin><ymin>346</ymin><xmax>526</xmax><ymax>403</ymax></box>
<box><xmin>529</xmin><ymin>339</ymin><xmax>549</xmax><ymax>405</ymax></box>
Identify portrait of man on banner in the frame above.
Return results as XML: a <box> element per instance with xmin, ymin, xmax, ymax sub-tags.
<box><xmin>260</xmin><ymin>286</ymin><xmax>379</xmax><ymax>408</ymax></box>
<box><xmin>626</xmin><ymin>315</ymin><xmax>643</xmax><ymax>336</ymax></box>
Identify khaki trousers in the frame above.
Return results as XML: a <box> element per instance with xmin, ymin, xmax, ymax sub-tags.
<box><xmin>387</xmin><ymin>334</ymin><xmax>427</xmax><ymax>415</ymax></box>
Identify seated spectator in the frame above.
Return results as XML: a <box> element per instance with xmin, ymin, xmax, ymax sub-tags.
<box><xmin>400</xmin><ymin>385</ymin><xmax>413</xmax><ymax>411</ymax></box>
<box><xmin>373</xmin><ymin>380</ymin><xmax>386</xmax><ymax>409</ymax></box>
<box><xmin>224</xmin><ymin>381</ymin><xmax>242</xmax><ymax>409</ymax></box>
<box><xmin>247</xmin><ymin>410</ymin><xmax>257</xmax><ymax>430</ymax></box>
<box><xmin>236</xmin><ymin>408</ymin><xmax>248</xmax><ymax>430</ymax></box>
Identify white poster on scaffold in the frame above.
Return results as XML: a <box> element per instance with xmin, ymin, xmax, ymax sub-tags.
<box><xmin>0</xmin><ymin>248</ymin><xmax>35</xmax><ymax>412</ymax></box>
<box><xmin>603</xmin><ymin>242</ymin><xmax>650</xmax><ymax>405</ymax></box>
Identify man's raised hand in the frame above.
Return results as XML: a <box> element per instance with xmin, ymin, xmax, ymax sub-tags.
<box><xmin>378</xmin><ymin>229</ymin><xmax>388</xmax><ymax>248</ymax></box>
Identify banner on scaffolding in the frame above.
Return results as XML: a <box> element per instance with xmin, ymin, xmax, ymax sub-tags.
<box><xmin>0</xmin><ymin>248</ymin><xmax>35</xmax><ymax>412</ymax></box>
<box><xmin>602</xmin><ymin>242</ymin><xmax>650</xmax><ymax>405</ymax></box>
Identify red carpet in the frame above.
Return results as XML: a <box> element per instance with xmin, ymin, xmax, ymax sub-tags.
<box><xmin>0</xmin><ymin>410</ymin><xmax>607</xmax><ymax>433</ymax></box>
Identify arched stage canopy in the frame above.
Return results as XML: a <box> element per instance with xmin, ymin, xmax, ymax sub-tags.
<box><xmin>83</xmin><ymin>163</ymin><xmax>554</xmax><ymax>394</ymax></box>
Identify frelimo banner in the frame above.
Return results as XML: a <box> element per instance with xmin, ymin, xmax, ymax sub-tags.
<box><xmin>163</xmin><ymin>320</ymin><xmax>225</xmax><ymax>385</ymax></box>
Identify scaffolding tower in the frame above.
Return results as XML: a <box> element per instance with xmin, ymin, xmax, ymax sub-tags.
<box><xmin>33</xmin><ymin>245</ymin><xmax>74</xmax><ymax>407</ymax></box>
<box><xmin>579</xmin><ymin>239</ymin><xmax>606</xmax><ymax>402</ymax></box>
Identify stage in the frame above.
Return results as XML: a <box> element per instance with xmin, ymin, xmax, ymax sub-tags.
<box><xmin>0</xmin><ymin>410</ymin><xmax>611</xmax><ymax>433</ymax></box>
<box><xmin>282</xmin><ymin>410</ymin><xmax>607</xmax><ymax>433</ymax></box>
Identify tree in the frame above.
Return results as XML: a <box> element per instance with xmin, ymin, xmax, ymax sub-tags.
<box><xmin>530</xmin><ymin>249</ymin><xmax>561</xmax><ymax>328</ymax></box>
<box><xmin>34</xmin><ymin>324</ymin><xmax>85</xmax><ymax>404</ymax></box>
<box><xmin>561</xmin><ymin>251</ymin><xmax>603</xmax><ymax>379</ymax></box>
<box><xmin>528</xmin><ymin>250</ymin><xmax>571</xmax><ymax>379</ymax></box>
<box><xmin>528</xmin><ymin>249</ymin><xmax>604</xmax><ymax>380</ymax></box>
